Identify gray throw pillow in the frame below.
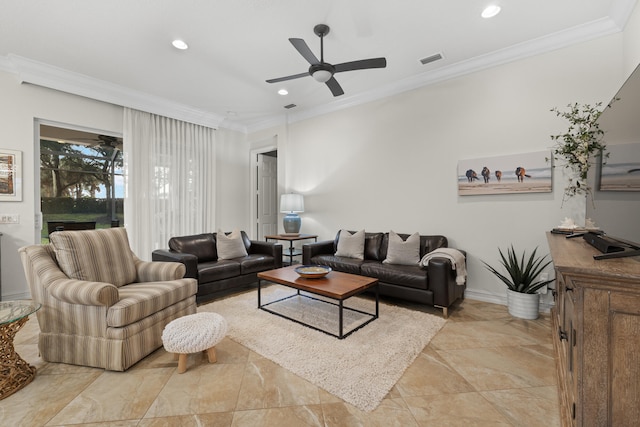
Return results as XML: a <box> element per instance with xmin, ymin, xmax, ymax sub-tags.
<box><xmin>335</xmin><ymin>229</ymin><xmax>365</xmax><ymax>260</ymax></box>
<box><xmin>216</xmin><ymin>229</ymin><xmax>248</xmax><ymax>260</ymax></box>
<box><xmin>383</xmin><ymin>230</ymin><xmax>420</xmax><ymax>265</ymax></box>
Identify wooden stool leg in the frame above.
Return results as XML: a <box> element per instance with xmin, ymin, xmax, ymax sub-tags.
<box><xmin>206</xmin><ymin>347</ymin><xmax>217</xmax><ymax>364</ymax></box>
<box><xmin>177</xmin><ymin>354</ymin><xmax>188</xmax><ymax>373</ymax></box>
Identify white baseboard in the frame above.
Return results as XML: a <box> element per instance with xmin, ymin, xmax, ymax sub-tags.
<box><xmin>464</xmin><ymin>289</ymin><xmax>554</xmax><ymax>313</ymax></box>
<box><xmin>1</xmin><ymin>291</ymin><xmax>32</xmax><ymax>301</ymax></box>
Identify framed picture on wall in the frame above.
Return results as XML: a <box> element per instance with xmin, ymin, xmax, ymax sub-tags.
<box><xmin>599</xmin><ymin>142</ymin><xmax>640</xmax><ymax>191</ymax></box>
<box><xmin>458</xmin><ymin>150</ymin><xmax>552</xmax><ymax>196</ymax></box>
<box><xmin>0</xmin><ymin>149</ymin><xmax>22</xmax><ymax>201</ymax></box>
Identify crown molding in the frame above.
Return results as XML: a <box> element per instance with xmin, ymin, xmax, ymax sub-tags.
<box><xmin>2</xmin><ymin>54</ymin><xmax>248</xmax><ymax>133</ymax></box>
<box><xmin>610</xmin><ymin>0</ymin><xmax>638</xmax><ymax>28</ymax></box>
<box><xmin>1</xmin><ymin>2</ymin><xmax>632</xmax><ymax>136</ymax></box>
<box><xmin>252</xmin><ymin>16</ymin><xmax>623</xmax><ymax>132</ymax></box>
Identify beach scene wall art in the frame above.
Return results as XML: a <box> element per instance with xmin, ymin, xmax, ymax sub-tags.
<box><xmin>599</xmin><ymin>142</ymin><xmax>640</xmax><ymax>191</ymax></box>
<box><xmin>458</xmin><ymin>150</ymin><xmax>552</xmax><ymax>196</ymax></box>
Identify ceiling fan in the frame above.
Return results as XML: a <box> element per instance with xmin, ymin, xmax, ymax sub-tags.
<box><xmin>76</xmin><ymin>134</ymin><xmax>123</xmax><ymax>150</ymax></box>
<box><xmin>266</xmin><ymin>24</ymin><xmax>387</xmax><ymax>97</ymax></box>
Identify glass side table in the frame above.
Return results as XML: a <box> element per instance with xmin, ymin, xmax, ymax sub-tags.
<box><xmin>0</xmin><ymin>301</ymin><xmax>41</xmax><ymax>400</ymax></box>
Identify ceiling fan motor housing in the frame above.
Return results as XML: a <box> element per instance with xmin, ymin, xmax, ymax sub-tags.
<box><xmin>309</xmin><ymin>63</ymin><xmax>335</xmax><ymax>81</ymax></box>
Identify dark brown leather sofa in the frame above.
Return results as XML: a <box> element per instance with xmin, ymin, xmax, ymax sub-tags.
<box><xmin>302</xmin><ymin>231</ymin><xmax>465</xmax><ymax>317</ymax></box>
<box><xmin>152</xmin><ymin>231</ymin><xmax>282</xmax><ymax>303</ymax></box>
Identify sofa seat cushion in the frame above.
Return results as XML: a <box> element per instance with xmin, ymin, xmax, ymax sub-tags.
<box><xmin>360</xmin><ymin>262</ymin><xmax>428</xmax><ymax>290</ymax></box>
<box><xmin>197</xmin><ymin>260</ymin><xmax>241</xmax><ymax>283</ymax></box>
<box><xmin>107</xmin><ymin>279</ymin><xmax>197</xmax><ymax>327</ymax></box>
<box><xmin>238</xmin><ymin>254</ymin><xmax>276</xmax><ymax>274</ymax></box>
<box><xmin>309</xmin><ymin>255</ymin><xmax>363</xmax><ymax>275</ymax></box>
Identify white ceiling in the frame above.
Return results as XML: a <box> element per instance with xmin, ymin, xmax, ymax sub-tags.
<box><xmin>0</xmin><ymin>0</ymin><xmax>637</xmax><ymax>133</ymax></box>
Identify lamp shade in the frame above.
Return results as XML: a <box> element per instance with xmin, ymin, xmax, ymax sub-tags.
<box><xmin>280</xmin><ymin>193</ymin><xmax>304</xmax><ymax>213</ymax></box>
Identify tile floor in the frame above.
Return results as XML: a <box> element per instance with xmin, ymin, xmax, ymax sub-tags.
<box><xmin>3</xmin><ymin>295</ymin><xmax>560</xmax><ymax>426</ymax></box>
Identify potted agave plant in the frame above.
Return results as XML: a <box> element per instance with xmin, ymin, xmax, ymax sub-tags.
<box><xmin>483</xmin><ymin>246</ymin><xmax>555</xmax><ymax>320</ymax></box>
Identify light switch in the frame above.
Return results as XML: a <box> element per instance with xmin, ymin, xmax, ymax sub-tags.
<box><xmin>0</xmin><ymin>214</ymin><xmax>20</xmax><ymax>224</ymax></box>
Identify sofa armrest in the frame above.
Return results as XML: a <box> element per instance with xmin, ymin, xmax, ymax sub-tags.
<box><xmin>426</xmin><ymin>250</ymin><xmax>466</xmax><ymax>308</ymax></box>
<box><xmin>303</xmin><ymin>240</ymin><xmax>335</xmax><ymax>264</ymax></box>
<box><xmin>134</xmin><ymin>256</ymin><xmax>187</xmax><ymax>281</ymax></box>
<box><xmin>152</xmin><ymin>249</ymin><xmax>199</xmax><ymax>279</ymax></box>
<box><xmin>249</xmin><ymin>241</ymin><xmax>283</xmax><ymax>268</ymax></box>
<box><xmin>48</xmin><ymin>278</ymin><xmax>119</xmax><ymax>306</ymax></box>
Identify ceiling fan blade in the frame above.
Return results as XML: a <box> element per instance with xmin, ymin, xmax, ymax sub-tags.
<box><xmin>289</xmin><ymin>38</ymin><xmax>320</xmax><ymax>65</ymax></box>
<box><xmin>325</xmin><ymin>77</ymin><xmax>344</xmax><ymax>97</ymax></box>
<box><xmin>334</xmin><ymin>57</ymin><xmax>387</xmax><ymax>73</ymax></box>
<box><xmin>266</xmin><ymin>72</ymin><xmax>309</xmax><ymax>84</ymax></box>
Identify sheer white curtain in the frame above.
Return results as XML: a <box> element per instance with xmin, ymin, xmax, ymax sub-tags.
<box><xmin>123</xmin><ymin>108</ymin><xmax>216</xmax><ymax>258</ymax></box>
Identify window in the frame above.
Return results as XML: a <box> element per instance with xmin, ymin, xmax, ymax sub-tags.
<box><xmin>40</xmin><ymin>126</ymin><xmax>123</xmax><ymax>242</ymax></box>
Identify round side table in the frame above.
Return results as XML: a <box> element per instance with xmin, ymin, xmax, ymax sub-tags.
<box><xmin>0</xmin><ymin>301</ymin><xmax>41</xmax><ymax>400</ymax></box>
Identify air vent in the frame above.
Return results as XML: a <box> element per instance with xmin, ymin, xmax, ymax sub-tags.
<box><xmin>420</xmin><ymin>53</ymin><xmax>443</xmax><ymax>65</ymax></box>
<box><xmin>284</xmin><ymin>104</ymin><xmax>297</xmax><ymax>109</ymax></box>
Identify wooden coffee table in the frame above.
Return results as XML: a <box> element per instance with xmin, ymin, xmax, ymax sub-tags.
<box><xmin>257</xmin><ymin>266</ymin><xmax>379</xmax><ymax>339</ymax></box>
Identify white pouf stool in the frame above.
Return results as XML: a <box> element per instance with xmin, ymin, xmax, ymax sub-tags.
<box><xmin>162</xmin><ymin>312</ymin><xmax>227</xmax><ymax>373</ymax></box>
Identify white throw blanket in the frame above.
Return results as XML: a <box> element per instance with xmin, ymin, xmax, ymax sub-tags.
<box><xmin>420</xmin><ymin>248</ymin><xmax>467</xmax><ymax>285</ymax></box>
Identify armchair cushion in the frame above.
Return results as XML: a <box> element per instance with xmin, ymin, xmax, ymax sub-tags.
<box><xmin>50</xmin><ymin>227</ymin><xmax>137</xmax><ymax>287</ymax></box>
<box><xmin>108</xmin><ymin>279</ymin><xmax>197</xmax><ymax>327</ymax></box>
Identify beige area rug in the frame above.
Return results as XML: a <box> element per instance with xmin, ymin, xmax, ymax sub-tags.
<box><xmin>199</xmin><ymin>285</ymin><xmax>447</xmax><ymax>412</ymax></box>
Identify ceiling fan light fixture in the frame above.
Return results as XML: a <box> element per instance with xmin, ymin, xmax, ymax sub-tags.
<box><xmin>481</xmin><ymin>5</ymin><xmax>501</xmax><ymax>18</ymax></box>
<box><xmin>312</xmin><ymin>69</ymin><xmax>333</xmax><ymax>83</ymax></box>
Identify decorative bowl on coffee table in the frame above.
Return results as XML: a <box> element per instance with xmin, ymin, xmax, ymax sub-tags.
<box><xmin>295</xmin><ymin>265</ymin><xmax>332</xmax><ymax>279</ymax></box>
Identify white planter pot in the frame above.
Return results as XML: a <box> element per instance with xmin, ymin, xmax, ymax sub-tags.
<box><xmin>506</xmin><ymin>289</ymin><xmax>540</xmax><ymax>320</ymax></box>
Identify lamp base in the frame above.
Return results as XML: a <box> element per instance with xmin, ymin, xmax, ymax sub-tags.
<box><xmin>283</xmin><ymin>213</ymin><xmax>301</xmax><ymax>234</ymax></box>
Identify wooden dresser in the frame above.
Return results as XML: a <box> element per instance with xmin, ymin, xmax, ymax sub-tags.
<box><xmin>547</xmin><ymin>232</ymin><xmax>640</xmax><ymax>427</ymax></box>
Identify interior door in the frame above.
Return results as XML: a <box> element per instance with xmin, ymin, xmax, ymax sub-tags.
<box><xmin>257</xmin><ymin>153</ymin><xmax>277</xmax><ymax>239</ymax></box>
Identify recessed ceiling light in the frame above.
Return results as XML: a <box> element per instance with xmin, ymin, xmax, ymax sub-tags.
<box><xmin>278</xmin><ymin>89</ymin><xmax>289</xmax><ymax>96</ymax></box>
<box><xmin>172</xmin><ymin>39</ymin><xmax>188</xmax><ymax>50</ymax></box>
<box><xmin>481</xmin><ymin>5</ymin><xmax>501</xmax><ymax>18</ymax></box>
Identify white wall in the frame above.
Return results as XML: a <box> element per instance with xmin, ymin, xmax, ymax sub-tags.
<box><xmin>624</xmin><ymin>1</ymin><xmax>640</xmax><ymax>74</ymax></box>
<box><xmin>3</xmin><ymin>3</ymin><xmax>638</xmax><ymax>303</ymax></box>
<box><xmin>583</xmin><ymin>1</ymin><xmax>640</xmax><ymax>244</ymax></box>
<box><xmin>215</xmin><ymin>128</ymin><xmax>251</xmax><ymax>232</ymax></box>
<box><xmin>0</xmin><ymin>73</ymin><xmax>123</xmax><ymax>299</ymax></box>
<box><xmin>0</xmin><ymin>72</ymin><xmax>249</xmax><ymax>299</ymax></box>
<box><xmin>250</xmin><ymin>33</ymin><xmax>627</xmax><ymax>307</ymax></box>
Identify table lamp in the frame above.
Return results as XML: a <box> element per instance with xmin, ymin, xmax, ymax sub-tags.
<box><xmin>280</xmin><ymin>193</ymin><xmax>304</xmax><ymax>234</ymax></box>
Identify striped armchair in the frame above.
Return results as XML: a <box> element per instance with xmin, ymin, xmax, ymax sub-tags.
<box><xmin>19</xmin><ymin>227</ymin><xmax>197</xmax><ymax>371</ymax></box>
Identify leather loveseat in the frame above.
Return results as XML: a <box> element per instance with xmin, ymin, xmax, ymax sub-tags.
<box><xmin>152</xmin><ymin>231</ymin><xmax>282</xmax><ymax>303</ymax></box>
<box><xmin>302</xmin><ymin>230</ymin><xmax>466</xmax><ymax>318</ymax></box>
